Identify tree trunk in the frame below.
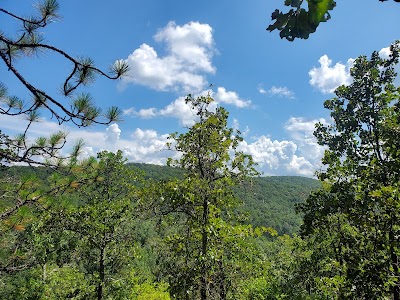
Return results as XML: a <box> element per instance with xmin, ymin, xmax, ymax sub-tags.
<box><xmin>390</xmin><ymin>229</ymin><xmax>399</xmax><ymax>300</ymax></box>
<box><xmin>219</xmin><ymin>260</ymin><xmax>227</xmax><ymax>300</ymax></box>
<box><xmin>97</xmin><ymin>245</ymin><xmax>105</xmax><ymax>300</ymax></box>
<box><xmin>391</xmin><ymin>252</ymin><xmax>399</xmax><ymax>300</ymax></box>
<box><xmin>42</xmin><ymin>263</ymin><xmax>47</xmax><ymax>283</ymax></box>
<box><xmin>200</xmin><ymin>197</ymin><xmax>209</xmax><ymax>300</ymax></box>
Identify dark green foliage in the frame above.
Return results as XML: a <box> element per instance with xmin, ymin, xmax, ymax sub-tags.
<box><xmin>125</xmin><ymin>166</ymin><xmax>319</xmax><ymax>235</ymax></box>
<box><xmin>127</xmin><ymin>162</ymin><xmax>184</xmax><ymax>181</ymax></box>
<box><xmin>268</xmin><ymin>0</ymin><xmax>336</xmax><ymax>41</ymax></box>
<box><xmin>268</xmin><ymin>0</ymin><xmax>400</xmax><ymax>41</ymax></box>
<box><xmin>299</xmin><ymin>41</ymin><xmax>400</xmax><ymax>299</ymax></box>
<box><xmin>1</xmin><ymin>164</ymin><xmax>319</xmax><ymax>236</ymax></box>
<box><xmin>237</xmin><ymin>176</ymin><xmax>320</xmax><ymax>235</ymax></box>
<box><xmin>161</xmin><ymin>95</ymin><xmax>261</xmax><ymax>300</ymax></box>
<box><xmin>0</xmin><ymin>144</ymin><xmax>318</xmax><ymax>299</ymax></box>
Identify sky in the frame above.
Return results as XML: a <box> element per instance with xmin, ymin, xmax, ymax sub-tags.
<box><xmin>1</xmin><ymin>0</ymin><xmax>400</xmax><ymax>177</ymax></box>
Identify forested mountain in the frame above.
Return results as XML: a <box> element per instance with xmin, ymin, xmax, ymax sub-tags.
<box><xmin>2</xmin><ymin>163</ymin><xmax>319</xmax><ymax>236</ymax></box>
<box><xmin>129</xmin><ymin>163</ymin><xmax>319</xmax><ymax>235</ymax></box>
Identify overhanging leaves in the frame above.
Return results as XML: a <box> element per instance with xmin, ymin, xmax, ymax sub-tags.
<box><xmin>267</xmin><ymin>0</ymin><xmax>336</xmax><ymax>41</ymax></box>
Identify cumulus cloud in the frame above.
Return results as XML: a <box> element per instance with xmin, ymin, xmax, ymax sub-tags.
<box><xmin>120</xmin><ymin>128</ymin><xmax>173</xmax><ymax>165</ymax></box>
<box><xmin>288</xmin><ymin>156</ymin><xmax>315</xmax><ymax>176</ymax></box>
<box><xmin>259</xmin><ymin>85</ymin><xmax>295</xmax><ymax>99</ymax></box>
<box><xmin>79</xmin><ymin>146</ymin><xmax>96</xmax><ymax>159</ymax></box>
<box><xmin>284</xmin><ymin>117</ymin><xmax>328</xmax><ymax>169</ymax></box>
<box><xmin>238</xmin><ymin>136</ymin><xmax>312</xmax><ymax>175</ymax></box>
<box><xmin>158</xmin><ymin>97</ymin><xmax>199</xmax><ymax>126</ymax></box>
<box><xmin>105</xmin><ymin>123</ymin><xmax>121</xmax><ymax>145</ymax></box>
<box><xmin>121</xmin><ymin>21</ymin><xmax>216</xmax><ymax>93</ymax></box>
<box><xmin>123</xmin><ymin>87</ymin><xmax>249</xmax><ymax>127</ymax></box>
<box><xmin>284</xmin><ymin>117</ymin><xmax>325</xmax><ymax>140</ymax></box>
<box><xmin>214</xmin><ymin>87</ymin><xmax>251</xmax><ymax>107</ymax></box>
<box><xmin>235</xmin><ymin>116</ymin><xmax>329</xmax><ymax>176</ymax></box>
<box><xmin>0</xmin><ymin>113</ymin><xmax>326</xmax><ymax>177</ymax></box>
<box><xmin>237</xmin><ymin>135</ymin><xmax>317</xmax><ymax>176</ymax></box>
<box><xmin>124</xmin><ymin>97</ymin><xmax>199</xmax><ymax>127</ymax></box>
<box><xmin>309</xmin><ymin>55</ymin><xmax>354</xmax><ymax>94</ymax></box>
<box><xmin>239</xmin><ymin>137</ymin><xmax>297</xmax><ymax>169</ymax></box>
<box><xmin>154</xmin><ymin>21</ymin><xmax>215</xmax><ymax>73</ymax></box>
<box><xmin>231</xmin><ymin>118</ymin><xmax>249</xmax><ymax>137</ymax></box>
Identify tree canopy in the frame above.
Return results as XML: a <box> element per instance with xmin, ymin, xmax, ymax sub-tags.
<box><xmin>161</xmin><ymin>95</ymin><xmax>261</xmax><ymax>299</ymax></box>
<box><xmin>299</xmin><ymin>41</ymin><xmax>400</xmax><ymax>298</ymax></box>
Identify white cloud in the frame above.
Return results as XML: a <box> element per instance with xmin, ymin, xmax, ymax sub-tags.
<box><xmin>284</xmin><ymin>117</ymin><xmax>328</xmax><ymax>168</ymax></box>
<box><xmin>309</xmin><ymin>55</ymin><xmax>354</xmax><ymax>94</ymax></box>
<box><xmin>121</xmin><ymin>128</ymin><xmax>173</xmax><ymax>165</ymax></box>
<box><xmin>123</xmin><ymin>107</ymin><xmax>157</xmax><ymax>118</ymax></box>
<box><xmin>214</xmin><ymin>87</ymin><xmax>251</xmax><ymax>107</ymax></box>
<box><xmin>238</xmin><ymin>136</ymin><xmax>307</xmax><ymax>175</ymax></box>
<box><xmin>288</xmin><ymin>155</ymin><xmax>315</xmax><ymax>176</ymax></box>
<box><xmin>0</xmin><ymin>114</ymin><xmax>108</xmax><ymax>158</ymax></box>
<box><xmin>123</xmin><ymin>87</ymin><xmax>249</xmax><ymax>127</ymax></box>
<box><xmin>259</xmin><ymin>85</ymin><xmax>295</xmax><ymax>99</ymax></box>
<box><xmin>379</xmin><ymin>45</ymin><xmax>400</xmax><ymax>85</ymax></box>
<box><xmin>0</xmin><ymin>112</ymin><xmax>326</xmax><ymax>177</ymax></box>
<box><xmin>105</xmin><ymin>123</ymin><xmax>121</xmax><ymax>145</ymax></box>
<box><xmin>235</xmin><ymin>116</ymin><xmax>330</xmax><ymax>176</ymax></box>
<box><xmin>379</xmin><ymin>46</ymin><xmax>391</xmax><ymax>59</ymax></box>
<box><xmin>158</xmin><ymin>97</ymin><xmax>199</xmax><ymax>126</ymax></box>
<box><xmin>131</xmin><ymin>128</ymin><xmax>158</xmax><ymax>140</ymax></box>
<box><xmin>121</xmin><ymin>21</ymin><xmax>215</xmax><ymax>93</ymax></box>
<box><xmin>232</xmin><ymin>118</ymin><xmax>239</xmax><ymax>131</ymax></box>
<box><xmin>284</xmin><ymin>117</ymin><xmax>326</xmax><ymax>139</ymax></box>
<box><xmin>231</xmin><ymin>118</ymin><xmax>249</xmax><ymax>137</ymax></box>
<box><xmin>154</xmin><ymin>21</ymin><xmax>215</xmax><ymax>73</ymax></box>
<box><xmin>137</xmin><ymin>108</ymin><xmax>158</xmax><ymax>118</ymax></box>
<box><xmin>79</xmin><ymin>146</ymin><xmax>96</xmax><ymax>159</ymax></box>
<box><xmin>258</xmin><ymin>86</ymin><xmax>267</xmax><ymax>94</ymax></box>
<box><xmin>122</xmin><ymin>97</ymin><xmax>199</xmax><ymax>127</ymax></box>
<box><xmin>237</xmin><ymin>135</ymin><xmax>318</xmax><ymax>177</ymax></box>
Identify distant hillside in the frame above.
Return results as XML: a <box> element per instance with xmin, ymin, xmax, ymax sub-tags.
<box><xmin>127</xmin><ymin>162</ymin><xmax>184</xmax><ymax>181</ymax></box>
<box><xmin>236</xmin><ymin>176</ymin><xmax>320</xmax><ymax>234</ymax></box>
<box><xmin>2</xmin><ymin>163</ymin><xmax>320</xmax><ymax>235</ymax></box>
<box><xmin>128</xmin><ymin>163</ymin><xmax>320</xmax><ymax>235</ymax></box>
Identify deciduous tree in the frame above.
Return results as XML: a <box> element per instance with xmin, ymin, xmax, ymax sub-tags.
<box><xmin>161</xmin><ymin>95</ymin><xmax>260</xmax><ymax>300</ymax></box>
<box><xmin>299</xmin><ymin>41</ymin><xmax>400</xmax><ymax>299</ymax></box>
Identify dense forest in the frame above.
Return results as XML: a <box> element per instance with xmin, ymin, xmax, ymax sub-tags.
<box><xmin>2</xmin><ymin>1</ymin><xmax>400</xmax><ymax>299</ymax></box>
<box><xmin>0</xmin><ymin>142</ymin><xmax>319</xmax><ymax>299</ymax></box>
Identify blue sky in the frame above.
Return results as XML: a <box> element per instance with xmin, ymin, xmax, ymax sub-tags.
<box><xmin>1</xmin><ymin>0</ymin><xmax>400</xmax><ymax>176</ymax></box>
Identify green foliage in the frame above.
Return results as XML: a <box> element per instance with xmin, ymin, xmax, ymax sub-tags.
<box><xmin>299</xmin><ymin>41</ymin><xmax>400</xmax><ymax>298</ymax></box>
<box><xmin>132</xmin><ymin>283</ymin><xmax>171</xmax><ymax>300</ymax></box>
<box><xmin>128</xmin><ymin>162</ymin><xmax>184</xmax><ymax>181</ymax></box>
<box><xmin>0</xmin><ymin>109</ymin><xmax>321</xmax><ymax>300</ymax></box>
<box><xmin>7</xmin><ymin>151</ymin><xmax>144</xmax><ymax>299</ymax></box>
<box><xmin>268</xmin><ymin>0</ymin><xmax>336</xmax><ymax>41</ymax></box>
<box><xmin>129</xmin><ymin>165</ymin><xmax>319</xmax><ymax>236</ymax></box>
<box><xmin>0</xmin><ymin>159</ymin><xmax>321</xmax><ymax>299</ymax></box>
<box><xmin>268</xmin><ymin>1</ymin><xmax>400</xmax><ymax>41</ymax></box>
<box><xmin>237</xmin><ymin>176</ymin><xmax>320</xmax><ymax>235</ymax></box>
<box><xmin>41</xmin><ymin>265</ymin><xmax>94</xmax><ymax>299</ymax></box>
<box><xmin>161</xmin><ymin>94</ymin><xmax>262</xmax><ymax>299</ymax></box>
